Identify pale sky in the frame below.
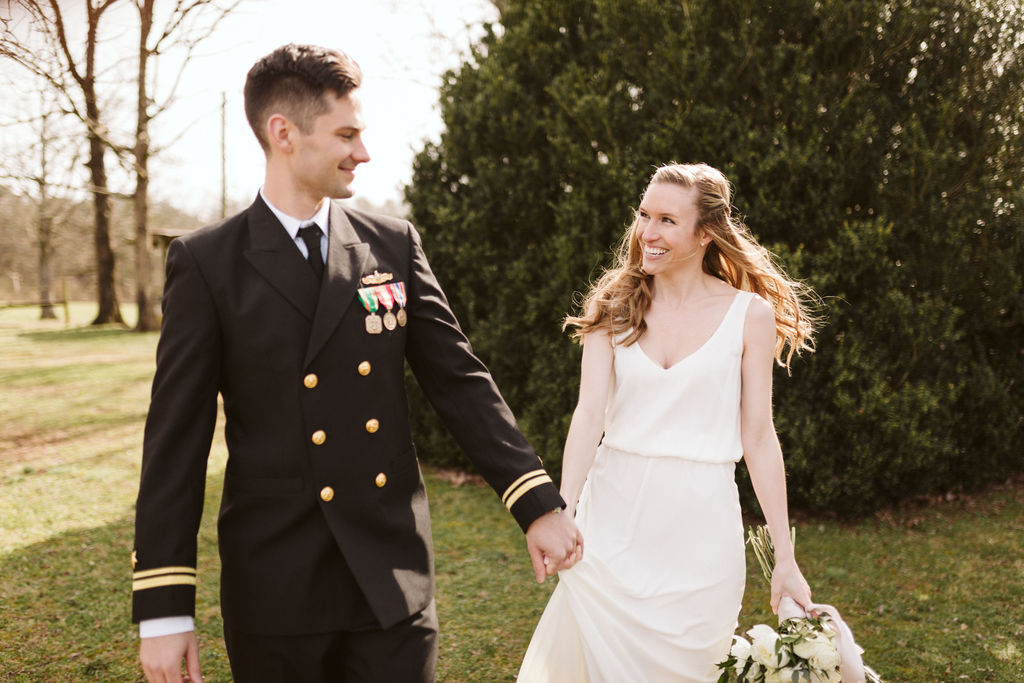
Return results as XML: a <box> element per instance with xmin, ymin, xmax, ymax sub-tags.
<box><xmin>3</xmin><ymin>0</ymin><xmax>498</xmax><ymax>219</ymax></box>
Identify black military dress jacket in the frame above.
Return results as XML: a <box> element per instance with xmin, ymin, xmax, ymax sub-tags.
<box><xmin>131</xmin><ymin>196</ymin><xmax>563</xmax><ymax>633</ymax></box>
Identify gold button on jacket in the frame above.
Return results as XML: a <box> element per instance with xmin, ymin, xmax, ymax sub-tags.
<box><xmin>365</xmin><ymin>419</ymin><xmax>379</xmax><ymax>434</ymax></box>
<box><xmin>319</xmin><ymin>486</ymin><xmax>334</xmax><ymax>502</ymax></box>
<box><xmin>357</xmin><ymin>361</ymin><xmax>371</xmax><ymax>376</ymax></box>
<box><xmin>375</xmin><ymin>472</ymin><xmax>387</xmax><ymax>488</ymax></box>
<box><xmin>303</xmin><ymin>373</ymin><xmax>318</xmax><ymax>389</ymax></box>
<box><xmin>311</xmin><ymin>429</ymin><xmax>326</xmax><ymax>445</ymax></box>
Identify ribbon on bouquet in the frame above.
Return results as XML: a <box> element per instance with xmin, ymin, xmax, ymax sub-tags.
<box><xmin>778</xmin><ymin>597</ymin><xmax>867</xmax><ymax>683</ymax></box>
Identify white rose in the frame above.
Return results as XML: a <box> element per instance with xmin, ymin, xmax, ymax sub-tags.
<box><xmin>747</xmin><ymin>624</ymin><xmax>783</xmax><ymax>668</ymax></box>
<box><xmin>811</xmin><ymin>648</ymin><xmax>841</xmax><ymax>672</ymax></box>
<box><xmin>811</xmin><ymin>668</ymin><xmax>842</xmax><ymax>683</ymax></box>
<box><xmin>730</xmin><ymin>635</ymin><xmax>752</xmax><ymax>674</ymax></box>
<box><xmin>731</xmin><ymin>636</ymin><xmax>752</xmax><ymax>662</ymax></box>
<box><xmin>793</xmin><ymin>634</ymin><xmax>832</xmax><ymax>662</ymax></box>
<box><xmin>765</xmin><ymin>666</ymin><xmax>797</xmax><ymax>683</ymax></box>
<box><xmin>804</xmin><ymin>634</ymin><xmax>841</xmax><ymax>672</ymax></box>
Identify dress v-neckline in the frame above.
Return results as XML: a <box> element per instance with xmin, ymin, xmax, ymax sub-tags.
<box><xmin>634</xmin><ymin>292</ymin><xmax>743</xmax><ymax>371</ymax></box>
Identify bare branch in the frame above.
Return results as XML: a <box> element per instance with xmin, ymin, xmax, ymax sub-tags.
<box><xmin>147</xmin><ymin>0</ymin><xmax>241</xmax><ymax>116</ymax></box>
<box><xmin>44</xmin><ymin>0</ymin><xmax>85</xmax><ymax>89</ymax></box>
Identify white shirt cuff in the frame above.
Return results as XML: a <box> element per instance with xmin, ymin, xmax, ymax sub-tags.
<box><xmin>139</xmin><ymin>616</ymin><xmax>194</xmax><ymax>638</ymax></box>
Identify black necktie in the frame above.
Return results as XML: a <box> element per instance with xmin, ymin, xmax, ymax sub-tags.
<box><xmin>298</xmin><ymin>224</ymin><xmax>324</xmax><ymax>280</ymax></box>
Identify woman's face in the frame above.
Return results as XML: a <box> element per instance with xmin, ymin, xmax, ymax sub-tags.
<box><xmin>634</xmin><ymin>182</ymin><xmax>703</xmax><ymax>275</ymax></box>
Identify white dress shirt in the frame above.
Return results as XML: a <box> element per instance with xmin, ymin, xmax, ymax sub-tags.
<box><xmin>261</xmin><ymin>188</ymin><xmax>331</xmax><ymax>262</ymax></box>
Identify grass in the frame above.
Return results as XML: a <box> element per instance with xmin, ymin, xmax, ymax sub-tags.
<box><xmin>1</xmin><ymin>303</ymin><xmax>1022</xmax><ymax>681</ymax></box>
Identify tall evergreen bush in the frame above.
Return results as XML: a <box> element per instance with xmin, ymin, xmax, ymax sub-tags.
<box><xmin>405</xmin><ymin>0</ymin><xmax>1023</xmax><ymax>516</ymax></box>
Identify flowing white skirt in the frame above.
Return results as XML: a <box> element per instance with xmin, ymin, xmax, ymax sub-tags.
<box><xmin>518</xmin><ymin>445</ymin><xmax>746</xmax><ymax>683</ymax></box>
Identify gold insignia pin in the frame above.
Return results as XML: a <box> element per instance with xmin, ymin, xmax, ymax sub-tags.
<box><xmin>361</xmin><ymin>270</ymin><xmax>394</xmax><ymax>286</ymax></box>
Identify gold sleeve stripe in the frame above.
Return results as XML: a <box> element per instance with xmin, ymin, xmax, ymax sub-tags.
<box><xmin>505</xmin><ymin>473</ymin><xmax>553</xmax><ymax>511</ymax></box>
<box><xmin>132</xmin><ymin>566</ymin><xmax>196</xmax><ymax>580</ymax></box>
<box><xmin>133</xmin><ymin>574</ymin><xmax>197</xmax><ymax>592</ymax></box>
<box><xmin>502</xmin><ymin>469</ymin><xmax>548</xmax><ymax>505</ymax></box>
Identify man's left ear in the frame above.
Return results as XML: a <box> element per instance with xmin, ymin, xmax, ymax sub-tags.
<box><xmin>266</xmin><ymin>113</ymin><xmax>293</xmax><ymax>154</ymax></box>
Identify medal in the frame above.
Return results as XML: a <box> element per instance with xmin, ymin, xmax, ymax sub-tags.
<box><xmin>366</xmin><ymin>313</ymin><xmax>383</xmax><ymax>334</ymax></box>
<box><xmin>375</xmin><ymin>284</ymin><xmax>398</xmax><ymax>331</ymax></box>
<box><xmin>357</xmin><ymin>287</ymin><xmax>383</xmax><ymax>335</ymax></box>
<box><xmin>390</xmin><ymin>282</ymin><xmax>408</xmax><ymax>327</ymax></box>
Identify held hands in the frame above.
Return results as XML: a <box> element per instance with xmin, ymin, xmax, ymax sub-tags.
<box><xmin>770</xmin><ymin>556</ymin><xmax>812</xmax><ymax>615</ymax></box>
<box><xmin>140</xmin><ymin>631</ymin><xmax>202</xmax><ymax>683</ymax></box>
<box><xmin>525</xmin><ymin>509</ymin><xmax>584</xmax><ymax>582</ymax></box>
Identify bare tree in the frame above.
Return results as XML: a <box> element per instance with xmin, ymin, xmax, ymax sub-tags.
<box><xmin>1</xmin><ymin>0</ymin><xmax>126</xmax><ymax>325</ymax></box>
<box><xmin>130</xmin><ymin>0</ymin><xmax>238</xmax><ymax>331</ymax></box>
<box><xmin>0</xmin><ymin>74</ymin><xmax>84</xmax><ymax>319</ymax></box>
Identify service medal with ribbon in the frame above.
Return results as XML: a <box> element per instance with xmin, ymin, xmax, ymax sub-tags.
<box><xmin>391</xmin><ymin>282</ymin><xmax>408</xmax><ymax>327</ymax></box>
<box><xmin>375</xmin><ymin>284</ymin><xmax>398</xmax><ymax>331</ymax></box>
<box><xmin>357</xmin><ymin>287</ymin><xmax>383</xmax><ymax>334</ymax></box>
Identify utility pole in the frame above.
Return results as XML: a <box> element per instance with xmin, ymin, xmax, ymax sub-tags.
<box><xmin>220</xmin><ymin>91</ymin><xmax>227</xmax><ymax>219</ymax></box>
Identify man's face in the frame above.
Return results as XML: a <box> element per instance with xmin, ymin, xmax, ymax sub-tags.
<box><xmin>289</xmin><ymin>90</ymin><xmax>370</xmax><ymax>200</ymax></box>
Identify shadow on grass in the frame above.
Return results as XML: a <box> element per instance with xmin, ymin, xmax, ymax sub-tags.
<box><xmin>0</xmin><ymin>475</ymin><xmax>229</xmax><ymax>682</ymax></box>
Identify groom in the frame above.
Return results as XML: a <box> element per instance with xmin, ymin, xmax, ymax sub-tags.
<box><xmin>132</xmin><ymin>44</ymin><xmax>582</xmax><ymax>682</ymax></box>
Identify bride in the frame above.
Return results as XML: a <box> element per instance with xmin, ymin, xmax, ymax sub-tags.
<box><xmin>518</xmin><ymin>163</ymin><xmax>817</xmax><ymax>682</ymax></box>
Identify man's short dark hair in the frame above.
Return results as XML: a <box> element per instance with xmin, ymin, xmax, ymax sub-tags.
<box><xmin>244</xmin><ymin>44</ymin><xmax>362</xmax><ymax>152</ymax></box>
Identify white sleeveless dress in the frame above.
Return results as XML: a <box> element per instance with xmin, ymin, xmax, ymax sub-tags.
<box><xmin>518</xmin><ymin>291</ymin><xmax>755</xmax><ymax>683</ymax></box>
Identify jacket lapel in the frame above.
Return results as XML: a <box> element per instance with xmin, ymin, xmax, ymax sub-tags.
<box><xmin>243</xmin><ymin>196</ymin><xmax>320</xmax><ymax>321</ymax></box>
<box><xmin>304</xmin><ymin>202</ymin><xmax>369</xmax><ymax>366</ymax></box>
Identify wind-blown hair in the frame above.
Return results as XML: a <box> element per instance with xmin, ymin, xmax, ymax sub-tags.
<box><xmin>244</xmin><ymin>43</ymin><xmax>362</xmax><ymax>153</ymax></box>
<box><xmin>565</xmin><ymin>163</ymin><xmax>817</xmax><ymax>369</ymax></box>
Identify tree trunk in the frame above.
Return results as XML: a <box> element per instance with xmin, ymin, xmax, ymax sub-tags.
<box><xmin>81</xmin><ymin>2</ymin><xmax>122</xmax><ymax>326</ymax></box>
<box><xmin>133</xmin><ymin>0</ymin><xmax>159</xmax><ymax>332</ymax></box>
<box><xmin>37</xmin><ymin>204</ymin><xmax>56</xmax><ymax>320</ymax></box>
<box><xmin>35</xmin><ymin>110</ymin><xmax>57</xmax><ymax>320</ymax></box>
<box><xmin>87</xmin><ymin>106</ymin><xmax>123</xmax><ymax>325</ymax></box>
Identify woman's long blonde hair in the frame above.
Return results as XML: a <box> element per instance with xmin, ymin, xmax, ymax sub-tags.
<box><xmin>565</xmin><ymin>163</ymin><xmax>817</xmax><ymax>369</ymax></box>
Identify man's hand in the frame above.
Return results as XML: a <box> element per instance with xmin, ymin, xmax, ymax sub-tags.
<box><xmin>140</xmin><ymin>631</ymin><xmax>202</xmax><ymax>682</ymax></box>
<box><xmin>525</xmin><ymin>510</ymin><xmax>584</xmax><ymax>582</ymax></box>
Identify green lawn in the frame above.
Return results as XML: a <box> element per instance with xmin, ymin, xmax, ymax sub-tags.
<box><xmin>1</xmin><ymin>304</ymin><xmax>1021</xmax><ymax>681</ymax></box>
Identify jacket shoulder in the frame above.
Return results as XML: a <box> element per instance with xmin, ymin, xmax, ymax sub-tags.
<box><xmin>337</xmin><ymin>204</ymin><xmax>413</xmax><ymax>239</ymax></box>
<box><xmin>175</xmin><ymin>209</ymin><xmax>248</xmax><ymax>252</ymax></box>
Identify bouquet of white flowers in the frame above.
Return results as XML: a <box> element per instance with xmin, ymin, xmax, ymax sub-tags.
<box><xmin>716</xmin><ymin>526</ymin><xmax>884</xmax><ymax>683</ymax></box>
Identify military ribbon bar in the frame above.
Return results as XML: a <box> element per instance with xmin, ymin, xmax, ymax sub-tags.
<box><xmin>375</xmin><ymin>284</ymin><xmax>398</xmax><ymax>331</ymax></box>
<box><xmin>357</xmin><ymin>287</ymin><xmax>378</xmax><ymax>312</ymax></box>
<box><xmin>390</xmin><ymin>282</ymin><xmax>408</xmax><ymax>327</ymax></box>
<box><xmin>374</xmin><ymin>284</ymin><xmax>395</xmax><ymax>311</ymax></box>
<box><xmin>357</xmin><ymin>287</ymin><xmax>383</xmax><ymax>334</ymax></box>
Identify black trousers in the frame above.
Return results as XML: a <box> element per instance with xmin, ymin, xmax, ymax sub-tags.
<box><xmin>223</xmin><ymin>600</ymin><xmax>438</xmax><ymax>683</ymax></box>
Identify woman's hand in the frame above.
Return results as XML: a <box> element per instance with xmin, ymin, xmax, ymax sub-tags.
<box><xmin>770</xmin><ymin>556</ymin><xmax>812</xmax><ymax>614</ymax></box>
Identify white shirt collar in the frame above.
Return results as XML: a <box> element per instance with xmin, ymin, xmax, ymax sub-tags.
<box><xmin>260</xmin><ymin>188</ymin><xmax>331</xmax><ymax>240</ymax></box>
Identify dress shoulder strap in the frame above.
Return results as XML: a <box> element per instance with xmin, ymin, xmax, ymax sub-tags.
<box><xmin>723</xmin><ymin>291</ymin><xmax>757</xmax><ymax>352</ymax></box>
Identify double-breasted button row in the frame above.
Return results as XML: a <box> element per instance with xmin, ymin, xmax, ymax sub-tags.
<box><xmin>320</xmin><ymin>475</ymin><xmax>386</xmax><ymax>501</ymax></box>
<box><xmin>311</xmin><ymin>422</ymin><xmax>377</xmax><ymax>442</ymax></box>
<box><xmin>307</xmin><ymin>362</ymin><xmax>371</xmax><ymax>386</ymax></box>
